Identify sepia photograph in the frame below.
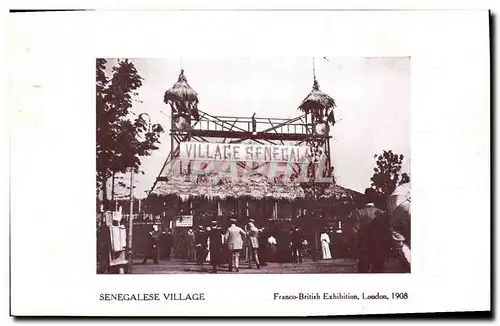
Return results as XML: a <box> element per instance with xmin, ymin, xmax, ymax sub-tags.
<box><xmin>96</xmin><ymin>57</ymin><xmax>411</xmax><ymax>275</ymax></box>
<box><xmin>9</xmin><ymin>7</ymin><xmax>490</xmax><ymax>317</ymax></box>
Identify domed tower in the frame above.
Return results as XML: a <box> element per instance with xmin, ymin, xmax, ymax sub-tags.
<box><xmin>164</xmin><ymin>69</ymin><xmax>200</xmax><ymax>129</ymax></box>
<box><xmin>298</xmin><ymin>69</ymin><xmax>336</xmax><ymax>181</ymax></box>
<box><xmin>163</xmin><ymin>69</ymin><xmax>200</xmax><ymax>174</ymax></box>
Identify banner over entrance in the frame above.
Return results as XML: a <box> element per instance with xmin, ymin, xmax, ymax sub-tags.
<box><xmin>179</xmin><ymin>142</ymin><xmax>321</xmax><ymax>163</ymax></box>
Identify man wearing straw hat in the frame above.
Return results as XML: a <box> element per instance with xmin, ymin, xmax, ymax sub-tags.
<box><xmin>225</xmin><ymin>218</ymin><xmax>247</xmax><ymax>272</ymax></box>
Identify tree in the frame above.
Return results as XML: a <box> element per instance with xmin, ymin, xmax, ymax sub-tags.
<box><xmin>96</xmin><ymin>59</ymin><xmax>164</xmax><ymax>210</ymax></box>
<box><xmin>370</xmin><ymin>150</ymin><xmax>410</xmax><ymax>206</ymax></box>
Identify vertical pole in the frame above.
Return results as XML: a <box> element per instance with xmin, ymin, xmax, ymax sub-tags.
<box><xmin>312</xmin><ymin>57</ymin><xmax>316</xmax><ymax>80</ymax></box>
<box><xmin>312</xmin><ymin>155</ymin><xmax>318</xmax><ymax>261</ymax></box>
<box><xmin>111</xmin><ymin>173</ymin><xmax>116</xmax><ymax>211</ymax></box>
<box><xmin>128</xmin><ymin>167</ymin><xmax>134</xmax><ymax>272</ymax></box>
<box><xmin>325</xmin><ymin>137</ymin><xmax>332</xmax><ymax>179</ymax></box>
<box><xmin>314</xmin><ymin>229</ymin><xmax>319</xmax><ymax>262</ymax></box>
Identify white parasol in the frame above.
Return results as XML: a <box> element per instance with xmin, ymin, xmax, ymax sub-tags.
<box><xmin>387</xmin><ymin>182</ymin><xmax>411</xmax><ymax>214</ymax></box>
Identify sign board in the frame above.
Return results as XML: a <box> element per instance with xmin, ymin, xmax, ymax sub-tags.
<box><xmin>112</xmin><ymin>211</ymin><xmax>122</xmax><ymax>222</ymax></box>
<box><xmin>180</xmin><ymin>141</ymin><xmax>323</xmax><ymax>163</ymax></box>
<box><xmin>175</xmin><ymin>215</ymin><xmax>193</xmax><ymax>227</ymax></box>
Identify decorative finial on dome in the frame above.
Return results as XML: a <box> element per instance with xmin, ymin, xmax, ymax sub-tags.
<box><xmin>178</xmin><ymin>69</ymin><xmax>187</xmax><ymax>82</ymax></box>
<box><xmin>312</xmin><ymin>78</ymin><xmax>320</xmax><ymax>91</ymax></box>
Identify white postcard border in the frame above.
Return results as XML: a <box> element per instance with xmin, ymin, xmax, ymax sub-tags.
<box><xmin>8</xmin><ymin>9</ymin><xmax>490</xmax><ymax>316</ymax></box>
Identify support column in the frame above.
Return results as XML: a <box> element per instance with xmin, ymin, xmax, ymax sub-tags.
<box><xmin>127</xmin><ymin>168</ymin><xmax>134</xmax><ymax>273</ymax></box>
<box><xmin>217</xmin><ymin>200</ymin><xmax>222</xmax><ymax>216</ymax></box>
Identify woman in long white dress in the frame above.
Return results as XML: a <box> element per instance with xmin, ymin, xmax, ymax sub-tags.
<box><xmin>320</xmin><ymin>231</ymin><xmax>332</xmax><ymax>260</ymax></box>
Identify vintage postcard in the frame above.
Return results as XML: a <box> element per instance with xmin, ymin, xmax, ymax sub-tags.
<box><xmin>96</xmin><ymin>57</ymin><xmax>411</xmax><ymax>278</ymax></box>
<box><xmin>8</xmin><ymin>8</ymin><xmax>490</xmax><ymax>317</ymax></box>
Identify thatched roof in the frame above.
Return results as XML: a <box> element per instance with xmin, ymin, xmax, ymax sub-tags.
<box><xmin>164</xmin><ymin>69</ymin><xmax>199</xmax><ymax>107</ymax></box>
<box><xmin>298</xmin><ymin>78</ymin><xmax>336</xmax><ymax>114</ymax></box>
<box><xmin>308</xmin><ymin>183</ymin><xmax>360</xmax><ymax>201</ymax></box>
<box><xmin>149</xmin><ymin>174</ymin><xmax>361</xmax><ymax>203</ymax></box>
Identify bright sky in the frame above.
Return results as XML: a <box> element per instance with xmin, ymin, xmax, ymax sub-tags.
<box><xmin>106</xmin><ymin>57</ymin><xmax>410</xmax><ymax>198</ymax></box>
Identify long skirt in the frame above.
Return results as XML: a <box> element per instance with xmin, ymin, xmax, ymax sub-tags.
<box><xmin>321</xmin><ymin>241</ymin><xmax>332</xmax><ymax>259</ymax></box>
<box><xmin>209</xmin><ymin>248</ymin><xmax>221</xmax><ymax>267</ymax></box>
<box><xmin>268</xmin><ymin>244</ymin><xmax>277</xmax><ymax>262</ymax></box>
<box><xmin>196</xmin><ymin>245</ymin><xmax>207</xmax><ymax>264</ymax></box>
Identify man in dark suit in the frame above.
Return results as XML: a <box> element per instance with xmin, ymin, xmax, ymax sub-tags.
<box><xmin>291</xmin><ymin>226</ymin><xmax>304</xmax><ymax>264</ymax></box>
<box><xmin>159</xmin><ymin>229</ymin><xmax>167</xmax><ymax>259</ymax></box>
<box><xmin>207</xmin><ymin>220</ymin><xmax>223</xmax><ymax>273</ymax></box>
<box><xmin>258</xmin><ymin>227</ymin><xmax>268</xmax><ymax>266</ymax></box>
<box><xmin>327</xmin><ymin>227</ymin><xmax>337</xmax><ymax>259</ymax></box>
<box><xmin>186</xmin><ymin>229</ymin><xmax>196</xmax><ymax>262</ymax></box>
<box><xmin>351</xmin><ymin>188</ymin><xmax>393</xmax><ymax>273</ymax></box>
<box><xmin>143</xmin><ymin>226</ymin><xmax>160</xmax><ymax>264</ymax></box>
<box><xmin>165</xmin><ymin>230</ymin><xmax>173</xmax><ymax>260</ymax></box>
<box><xmin>160</xmin><ymin>229</ymin><xmax>173</xmax><ymax>260</ymax></box>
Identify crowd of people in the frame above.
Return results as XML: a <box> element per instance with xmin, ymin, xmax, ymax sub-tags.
<box><xmin>140</xmin><ymin>217</ymin><xmax>344</xmax><ymax>273</ymax></box>
<box><xmin>138</xmin><ymin>187</ymin><xmax>410</xmax><ymax>273</ymax></box>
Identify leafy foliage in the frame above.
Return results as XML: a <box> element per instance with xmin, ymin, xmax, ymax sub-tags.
<box><xmin>96</xmin><ymin>59</ymin><xmax>164</xmax><ymax>207</ymax></box>
<box><xmin>370</xmin><ymin>150</ymin><xmax>410</xmax><ymax>202</ymax></box>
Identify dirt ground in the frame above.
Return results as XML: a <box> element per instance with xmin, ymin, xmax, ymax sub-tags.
<box><xmin>130</xmin><ymin>258</ymin><xmax>407</xmax><ymax>274</ymax></box>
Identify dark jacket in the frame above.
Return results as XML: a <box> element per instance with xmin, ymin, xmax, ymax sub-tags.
<box><xmin>97</xmin><ymin>224</ymin><xmax>111</xmax><ymax>271</ymax></box>
<box><xmin>160</xmin><ymin>232</ymin><xmax>173</xmax><ymax>247</ymax></box>
<box><xmin>146</xmin><ymin>230</ymin><xmax>160</xmax><ymax>249</ymax></box>
<box><xmin>258</xmin><ymin>230</ymin><xmax>268</xmax><ymax>249</ymax></box>
<box><xmin>291</xmin><ymin>229</ymin><xmax>303</xmax><ymax>248</ymax></box>
<box><xmin>208</xmin><ymin>227</ymin><xmax>223</xmax><ymax>265</ymax></box>
<box><xmin>351</xmin><ymin>204</ymin><xmax>384</xmax><ymax>233</ymax></box>
<box><xmin>187</xmin><ymin>232</ymin><xmax>196</xmax><ymax>247</ymax></box>
<box><xmin>195</xmin><ymin>231</ymin><xmax>207</xmax><ymax>246</ymax></box>
<box><xmin>208</xmin><ymin>227</ymin><xmax>223</xmax><ymax>251</ymax></box>
<box><xmin>352</xmin><ymin>204</ymin><xmax>392</xmax><ymax>257</ymax></box>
